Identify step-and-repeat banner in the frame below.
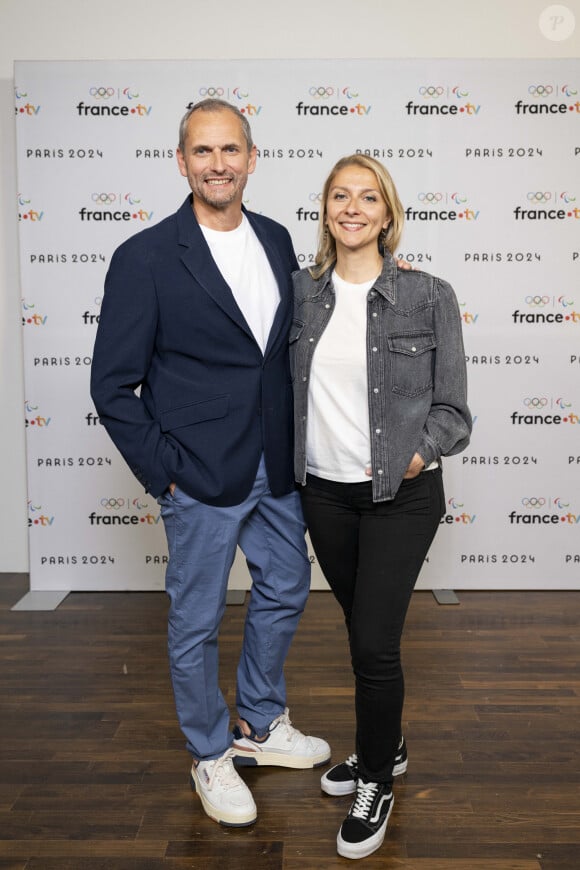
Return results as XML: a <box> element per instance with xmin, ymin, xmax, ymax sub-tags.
<box><xmin>15</xmin><ymin>59</ymin><xmax>579</xmax><ymax>591</ymax></box>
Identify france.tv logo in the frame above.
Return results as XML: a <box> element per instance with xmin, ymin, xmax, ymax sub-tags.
<box><xmin>28</xmin><ymin>501</ymin><xmax>54</xmax><ymax>528</ymax></box>
<box><xmin>405</xmin><ymin>84</ymin><xmax>480</xmax><ymax>116</ymax></box>
<box><xmin>18</xmin><ymin>194</ymin><xmax>44</xmax><ymax>222</ymax></box>
<box><xmin>513</xmin><ymin>191</ymin><xmax>579</xmax><ymax>221</ymax></box>
<box><xmin>296</xmin><ymin>85</ymin><xmax>371</xmax><ymax>117</ymax></box>
<box><xmin>405</xmin><ymin>191</ymin><xmax>480</xmax><ymax>222</ymax></box>
<box><xmin>79</xmin><ymin>193</ymin><xmax>153</xmax><ymax>223</ymax></box>
<box><xmin>22</xmin><ymin>300</ymin><xmax>47</xmax><ymax>326</ymax></box>
<box><xmin>509</xmin><ymin>496</ymin><xmax>580</xmax><ymax>525</ymax></box>
<box><xmin>515</xmin><ymin>83</ymin><xmax>580</xmax><ymax>114</ymax></box>
<box><xmin>15</xmin><ymin>87</ymin><xmax>40</xmax><ymax>116</ymax></box>
<box><xmin>76</xmin><ymin>85</ymin><xmax>151</xmax><ymax>117</ymax></box>
<box><xmin>511</xmin><ymin>294</ymin><xmax>579</xmax><ymax>325</ymax></box>
<box><xmin>440</xmin><ymin>497</ymin><xmax>476</xmax><ymax>525</ymax></box>
<box><xmin>510</xmin><ymin>396</ymin><xmax>578</xmax><ymax>426</ymax></box>
<box><xmin>25</xmin><ymin>401</ymin><xmax>51</xmax><ymax>428</ymax></box>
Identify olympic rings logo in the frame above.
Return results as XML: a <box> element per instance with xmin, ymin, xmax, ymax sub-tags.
<box><xmin>100</xmin><ymin>498</ymin><xmax>125</xmax><ymax>510</ymax></box>
<box><xmin>309</xmin><ymin>87</ymin><xmax>335</xmax><ymax>98</ymax></box>
<box><xmin>527</xmin><ymin>192</ymin><xmax>551</xmax><ymax>202</ymax></box>
<box><xmin>521</xmin><ymin>497</ymin><xmax>545</xmax><ymax>508</ymax></box>
<box><xmin>419</xmin><ymin>86</ymin><xmax>444</xmax><ymax>98</ymax></box>
<box><xmin>199</xmin><ymin>87</ymin><xmax>225</xmax><ymax>97</ymax></box>
<box><xmin>309</xmin><ymin>192</ymin><xmax>322</xmax><ymax>202</ymax></box>
<box><xmin>527</xmin><ymin>85</ymin><xmax>553</xmax><ymax>97</ymax></box>
<box><xmin>92</xmin><ymin>193</ymin><xmax>117</xmax><ymax>204</ymax></box>
<box><xmin>94</xmin><ymin>296</ymin><xmax>102</xmax><ymax>307</ymax></box>
<box><xmin>89</xmin><ymin>87</ymin><xmax>115</xmax><ymax>99</ymax></box>
<box><xmin>524</xmin><ymin>295</ymin><xmax>550</xmax><ymax>307</ymax></box>
<box><xmin>418</xmin><ymin>192</ymin><xmax>443</xmax><ymax>203</ymax></box>
<box><xmin>524</xmin><ymin>397</ymin><xmax>548</xmax><ymax>408</ymax></box>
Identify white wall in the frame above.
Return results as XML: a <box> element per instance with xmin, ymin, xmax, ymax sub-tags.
<box><xmin>1</xmin><ymin>0</ymin><xmax>578</xmax><ymax>574</ymax></box>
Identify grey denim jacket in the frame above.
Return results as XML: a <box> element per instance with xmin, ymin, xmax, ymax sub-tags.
<box><xmin>291</xmin><ymin>252</ymin><xmax>472</xmax><ymax>502</ymax></box>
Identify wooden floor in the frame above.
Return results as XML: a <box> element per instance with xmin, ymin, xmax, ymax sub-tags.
<box><xmin>1</xmin><ymin>573</ymin><xmax>579</xmax><ymax>869</ymax></box>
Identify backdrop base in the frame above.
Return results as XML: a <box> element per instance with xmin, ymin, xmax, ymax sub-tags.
<box><xmin>12</xmin><ymin>590</ymin><xmax>69</xmax><ymax>611</ymax></box>
<box><xmin>432</xmin><ymin>589</ymin><xmax>460</xmax><ymax>605</ymax></box>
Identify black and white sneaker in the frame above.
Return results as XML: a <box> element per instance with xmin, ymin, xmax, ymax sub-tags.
<box><xmin>337</xmin><ymin>778</ymin><xmax>394</xmax><ymax>859</ymax></box>
<box><xmin>321</xmin><ymin>737</ymin><xmax>407</xmax><ymax>796</ymax></box>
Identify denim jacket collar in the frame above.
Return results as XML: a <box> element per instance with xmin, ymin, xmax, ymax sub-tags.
<box><xmin>308</xmin><ymin>250</ymin><xmax>399</xmax><ymax>304</ymax></box>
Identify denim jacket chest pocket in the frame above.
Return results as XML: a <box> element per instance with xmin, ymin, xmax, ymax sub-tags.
<box><xmin>387</xmin><ymin>330</ymin><xmax>436</xmax><ymax>398</ymax></box>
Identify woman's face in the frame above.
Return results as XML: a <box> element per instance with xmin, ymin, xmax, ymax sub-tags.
<box><xmin>325</xmin><ymin>165</ymin><xmax>390</xmax><ymax>257</ymax></box>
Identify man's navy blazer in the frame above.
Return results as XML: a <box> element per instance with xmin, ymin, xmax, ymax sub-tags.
<box><xmin>90</xmin><ymin>195</ymin><xmax>298</xmax><ymax>507</ymax></box>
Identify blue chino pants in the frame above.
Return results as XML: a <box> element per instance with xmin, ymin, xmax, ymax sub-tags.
<box><xmin>157</xmin><ymin>456</ymin><xmax>311</xmax><ymax>761</ymax></box>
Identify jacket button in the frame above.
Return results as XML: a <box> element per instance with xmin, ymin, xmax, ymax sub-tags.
<box><xmin>377</xmin><ymin>469</ymin><xmax>384</xmax><ymax>475</ymax></box>
<box><xmin>411</xmin><ymin>346</ymin><xmax>417</xmax><ymax>352</ymax></box>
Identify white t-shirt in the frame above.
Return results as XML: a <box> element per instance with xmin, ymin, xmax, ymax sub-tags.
<box><xmin>306</xmin><ymin>271</ymin><xmax>376</xmax><ymax>482</ymax></box>
<box><xmin>200</xmin><ymin>215</ymin><xmax>280</xmax><ymax>353</ymax></box>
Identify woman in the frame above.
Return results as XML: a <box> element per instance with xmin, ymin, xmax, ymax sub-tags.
<box><xmin>291</xmin><ymin>155</ymin><xmax>471</xmax><ymax>860</ymax></box>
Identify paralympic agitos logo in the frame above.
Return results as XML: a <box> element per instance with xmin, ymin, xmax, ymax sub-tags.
<box><xmin>404</xmin><ymin>84</ymin><xmax>481</xmax><ymax>117</ymax></box>
<box><xmin>296</xmin><ymin>85</ymin><xmax>371</xmax><ymax>117</ymax></box>
<box><xmin>76</xmin><ymin>86</ymin><xmax>151</xmax><ymax>117</ymax></box>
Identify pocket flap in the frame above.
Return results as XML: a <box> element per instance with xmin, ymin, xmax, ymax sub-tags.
<box><xmin>289</xmin><ymin>320</ymin><xmax>305</xmax><ymax>342</ymax></box>
<box><xmin>387</xmin><ymin>331</ymin><xmax>436</xmax><ymax>357</ymax></box>
<box><xmin>160</xmin><ymin>395</ymin><xmax>229</xmax><ymax>431</ymax></box>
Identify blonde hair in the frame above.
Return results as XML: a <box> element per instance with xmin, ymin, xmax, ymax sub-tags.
<box><xmin>310</xmin><ymin>154</ymin><xmax>404</xmax><ymax>279</ymax></box>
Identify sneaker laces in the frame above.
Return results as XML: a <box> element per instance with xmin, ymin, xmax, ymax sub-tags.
<box><xmin>344</xmin><ymin>753</ymin><xmax>358</xmax><ymax>773</ymax></box>
<box><xmin>270</xmin><ymin>707</ymin><xmax>316</xmax><ymax>748</ymax></box>
<box><xmin>204</xmin><ymin>749</ymin><xmax>240</xmax><ymax>791</ymax></box>
<box><xmin>269</xmin><ymin>707</ymin><xmax>298</xmax><ymax>743</ymax></box>
<box><xmin>350</xmin><ymin>779</ymin><xmax>380</xmax><ymax>820</ymax></box>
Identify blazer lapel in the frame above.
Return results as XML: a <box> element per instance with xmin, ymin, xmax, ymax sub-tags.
<box><xmin>245</xmin><ymin>210</ymin><xmax>292</xmax><ymax>358</ymax></box>
<box><xmin>176</xmin><ymin>197</ymin><xmax>256</xmax><ymax>341</ymax></box>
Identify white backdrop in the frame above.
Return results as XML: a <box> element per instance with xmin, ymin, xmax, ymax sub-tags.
<box><xmin>15</xmin><ymin>58</ymin><xmax>580</xmax><ymax>592</ymax></box>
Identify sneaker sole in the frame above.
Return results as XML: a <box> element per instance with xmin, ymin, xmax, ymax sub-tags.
<box><xmin>321</xmin><ymin>757</ymin><xmax>408</xmax><ymax>797</ymax></box>
<box><xmin>232</xmin><ymin>747</ymin><xmax>331</xmax><ymax>769</ymax></box>
<box><xmin>189</xmin><ymin>770</ymin><xmax>257</xmax><ymax>827</ymax></box>
<box><xmin>336</xmin><ymin>797</ymin><xmax>394</xmax><ymax>859</ymax></box>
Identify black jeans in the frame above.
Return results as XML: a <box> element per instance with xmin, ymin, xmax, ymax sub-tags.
<box><xmin>300</xmin><ymin>467</ymin><xmax>444</xmax><ymax>785</ymax></box>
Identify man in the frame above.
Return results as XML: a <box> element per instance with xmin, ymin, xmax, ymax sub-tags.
<box><xmin>90</xmin><ymin>99</ymin><xmax>330</xmax><ymax>828</ymax></box>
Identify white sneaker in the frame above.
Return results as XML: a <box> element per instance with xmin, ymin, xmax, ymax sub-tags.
<box><xmin>232</xmin><ymin>707</ymin><xmax>331</xmax><ymax>769</ymax></box>
<box><xmin>190</xmin><ymin>748</ymin><xmax>257</xmax><ymax>826</ymax></box>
